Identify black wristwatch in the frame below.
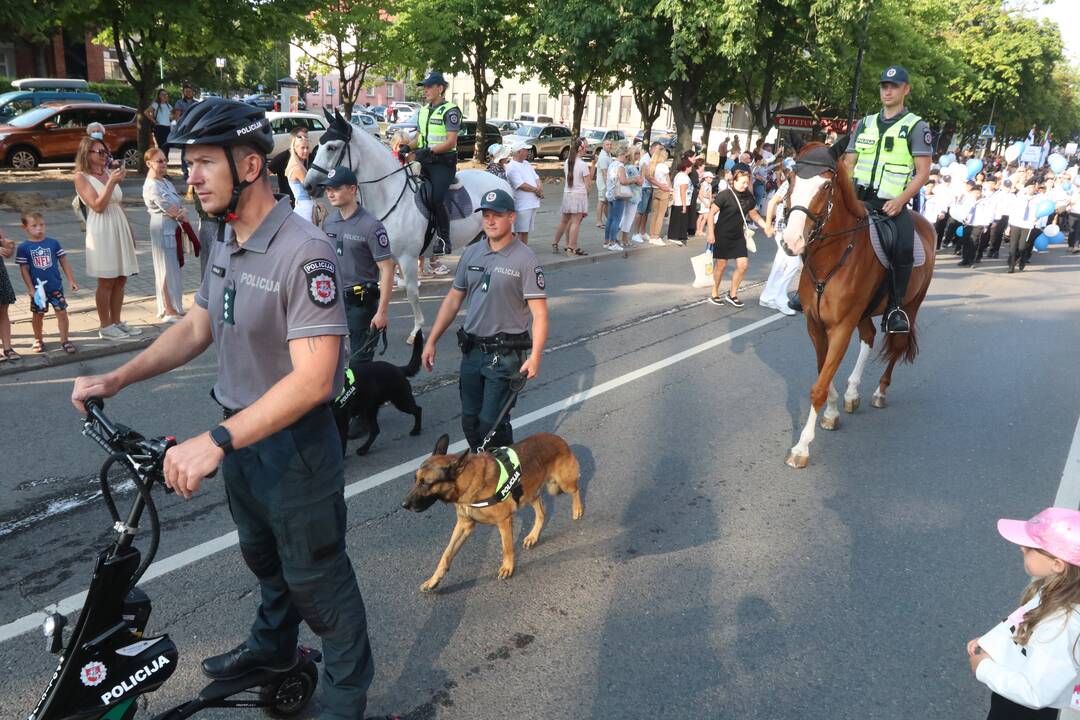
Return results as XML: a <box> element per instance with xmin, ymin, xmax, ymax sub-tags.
<box><xmin>209</xmin><ymin>425</ymin><xmax>234</xmax><ymax>455</ymax></box>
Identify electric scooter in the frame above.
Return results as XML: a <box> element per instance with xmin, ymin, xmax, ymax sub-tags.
<box><xmin>27</xmin><ymin>398</ymin><xmax>321</xmax><ymax>720</ymax></box>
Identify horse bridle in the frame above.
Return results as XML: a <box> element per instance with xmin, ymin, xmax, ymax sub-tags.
<box><xmin>310</xmin><ymin>121</ymin><xmax>418</xmax><ymax>222</ymax></box>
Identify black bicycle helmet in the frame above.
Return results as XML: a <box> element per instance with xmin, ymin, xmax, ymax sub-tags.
<box><xmin>167</xmin><ymin>98</ymin><xmax>274</xmax><ymax>222</ymax></box>
<box><xmin>167</xmin><ymin>97</ymin><xmax>273</xmax><ymax>154</ymax></box>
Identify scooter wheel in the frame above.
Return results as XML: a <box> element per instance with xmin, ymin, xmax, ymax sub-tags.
<box><xmin>260</xmin><ymin>662</ymin><xmax>318</xmax><ymax>718</ymax></box>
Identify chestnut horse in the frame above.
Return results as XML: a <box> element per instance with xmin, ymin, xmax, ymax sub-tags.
<box><xmin>780</xmin><ymin>140</ymin><xmax>936</xmax><ymax>468</ymax></box>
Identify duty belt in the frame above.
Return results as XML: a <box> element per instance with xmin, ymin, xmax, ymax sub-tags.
<box><xmin>345</xmin><ymin>283</ymin><xmax>379</xmax><ymax>307</ymax></box>
<box><xmin>470</xmin><ymin>331</ymin><xmax>531</xmax><ymax>353</ymax></box>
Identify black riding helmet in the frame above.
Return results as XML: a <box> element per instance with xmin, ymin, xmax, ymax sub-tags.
<box><xmin>167</xmin><ymin>98</ymin><xmax>274</xmax><ymax>221</ymax></box>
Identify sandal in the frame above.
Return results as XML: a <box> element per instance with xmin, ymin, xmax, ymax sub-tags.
<box><xmin>2</xmin><ymin>348</ymin><xmax>18</xmax><ymax>360</ymax></box>
<box><xmin>62</xmin><ymin>341</ymin><xmax>76</xmax><ymax>354</ymax></box>
<box><xmin>31</xmin><ymin>339</ymin><xmax>45</xmax><ymax>354</ymax></box>
<box><xmin>553</xmin><ymin>242</ymin><xmax>561</xmax><ymax>253</ymax></box>
<box><xmin>573</xmin><ymin>248</ymin><xmax>588</xmax><ymax>255</ymax></box>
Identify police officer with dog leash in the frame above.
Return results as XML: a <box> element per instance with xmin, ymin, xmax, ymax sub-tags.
<box><xmin>398</xmin><ymin>71</ymin><xmax>460</xmax><ymax>254</ymax></box>
<box><xmin>70</xmin><ymin>99</ymin><xmax>383</xmax><ymax>720</ymax></box>
<box><xmin>320</xmin><ymin>165</ymin><xmax>395</xmax><ymax>368</ymax></box>
<box><xmin>422</xmin><ymin>188</ymin><xmax>549</xmax><ymax>451</ymax></box>
<box><xmin>845</xmin><ymin>64</ymin><xmax>932</xmax><ymax>334</ymax></box>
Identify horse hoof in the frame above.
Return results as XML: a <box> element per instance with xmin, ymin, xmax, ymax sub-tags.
<box><xmin>844</xmin><ymin>397</ymin><xmax>860</xmax><ymax>413</ymax></box>
<box><xmin>785</xmin><ymin>451</ymin><xmax>810</xmax><ymax>469</ymax></box>
<box><xmin>871</xmin><ymin>395</ymin><xmax>887</xmax><ymax>409</ymax></box>
<box><xmin>820</xmin><ymin>414</ymin><xmax>840</xmax><ymax>431</ymax></box>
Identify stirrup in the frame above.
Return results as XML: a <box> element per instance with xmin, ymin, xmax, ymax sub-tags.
<box><xmin>883</xmin><ymin>307</ymin><xmax>910</xmax><ymax>334</ymax></box>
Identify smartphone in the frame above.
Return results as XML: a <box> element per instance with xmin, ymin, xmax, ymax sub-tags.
<box><xmin>107</xmin><ymin>158</ymin><xmax>121</xmax><ymax>170</ymax></box>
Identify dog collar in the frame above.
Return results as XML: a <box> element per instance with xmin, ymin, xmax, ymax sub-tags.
<box><xmin>469</xmin><ymin>447</ymin><xmax>524</xmax><ymax>507</ymax></box>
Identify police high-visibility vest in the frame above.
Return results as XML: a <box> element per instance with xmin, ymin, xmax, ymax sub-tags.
<box><xmin>852</xmin><ymin>111</ymin><xmax>921</xmax><ymax>199</ymax></box>
<box><xmin>416</xmin><ymin>101</ymin><xmax>458</xmax><ymax>150</ymax></box>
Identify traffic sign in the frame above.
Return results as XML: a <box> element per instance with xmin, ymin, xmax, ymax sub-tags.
<box><xmin>980</xmin><ymin>124</ymin><xmax>996</xmax><ymax>138</ymax></box>
<box><xmin>215</xmin><ymin>58</ymin><xmax>226</xmax><ymax>68</ymax></box>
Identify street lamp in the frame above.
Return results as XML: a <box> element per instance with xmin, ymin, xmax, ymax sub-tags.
<box><xmin>847</xmin><ymin>7</ymin><xmax>871</xmax><ymax>131</ymax></box>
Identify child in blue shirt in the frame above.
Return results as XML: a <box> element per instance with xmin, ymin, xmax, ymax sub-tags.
<box><xmin>16</xmin><ymin>211</ymin><xmax>78</xmax><ymax>354</ymax></box>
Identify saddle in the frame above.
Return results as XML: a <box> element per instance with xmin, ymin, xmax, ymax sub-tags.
<box><xmin>865</xmin><ymin>206</ymin><xmax>926</xmax><ymax>269</ymax></box>
<box><xmin>413</xmin><ymin>178</ymin><xmax>474</xmax><ymax>254</ymax></box>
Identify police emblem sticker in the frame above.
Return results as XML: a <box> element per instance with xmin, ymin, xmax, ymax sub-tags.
<box><xmin>886</xmin><ymin>68</ymin><xmax>896</xmax><ymax>78</ymax></box>
<box><xmin>328</xmin><ymin>168</ymin><xmax>336</xmax><ymax>179</ymax></box>
<box><xmin>375</xmin><ymin>228</ymin><xmax>390</xmax><ymax>248</ymax></box>
<box><xmin>534</xmin><ymin>266</ymin><xmax>545</xmax><ymax>290</ymax></box>
<box><xmin>80</xmin><ymin>661</ymin><xmax>107</xmax><ymax>687</ymax></box>
<box><xmin>485</xmin><ymin>191</ymin><xmax>497</xmax><ymax>202</ymax></box>
<box><xmin>304</xmin><ymin>258</ymin><xmax>339</xmax><ymax>307</ymax></box>
<box><xmin>924</xmin><ymin>129</ymin><xmax>933</xmax><ymax>146</ymax></box>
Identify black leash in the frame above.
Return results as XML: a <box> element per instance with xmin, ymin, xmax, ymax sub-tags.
<box><xmin>350</xmin><ymin>326</ymin><xmax>388</xmax><ymax>362</ymax></box>
<box><xmin>476</xmin><ymin>373</ymin><xmax>528</xmax><ymax>453</ymax></box>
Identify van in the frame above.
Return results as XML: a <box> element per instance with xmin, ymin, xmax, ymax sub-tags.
<box><xmin>516</xmin><ymin>112</ymin><xmax>555</xmax><ymax>124</ymax></box>
<box><xmin>0</xmin><ymin>78</ymin><xmax>102</xmax><ymax>121</ymax></box>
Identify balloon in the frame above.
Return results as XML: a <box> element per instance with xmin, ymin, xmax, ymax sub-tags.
<box><xmin>955</xmin><ymin>225</ymin><xmax>964</xmax><ymax>238</ymax></box>
<box><xmin>1064</xmin><ymin>182</ymin><xmax>1074</xmax><ymax>192</ymax></box>
<box><xmin>724</xmin><ymin>158</ymin><xmax>735</xmax><ymax>171</ymax></box>
<box><xmin>1048</xmin><ymin>153</ymin><xmax>1068</xmax><ymax>175</ymax></box>
<box><xmin>1003</xmin><ymin>143</ymin><xmax>1022</xmax><ymax>164</ymax></box>
<box><xmin>1044</xmin><ymin>223</ymin><xmax>1060</xmax><ymax>237</ymax></box>
<box><xmin>1034</xmin><ymin>233</ymin><xmax>1050</xmax><ymax>252</ymax></box>
<box><xmin>1034</xmin><ymin>198</ymin><xmax>1055</xmax><ymax>218</ymax></box>
<box><xmin>966</xmin><ymin>158</ymin><xmax>983</xmax><ymax>179</ymax></box>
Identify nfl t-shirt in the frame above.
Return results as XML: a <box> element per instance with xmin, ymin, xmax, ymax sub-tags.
<box><xmin>16</xmin><ymin>237</ymin><xmax>65</xmax><ymax>291</ymax></box>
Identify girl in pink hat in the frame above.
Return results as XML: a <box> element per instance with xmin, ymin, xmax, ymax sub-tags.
<box><xmin>969</xmin><ymin>507</ymin><xmax>1080</xmax><ymax>719</ymax></box>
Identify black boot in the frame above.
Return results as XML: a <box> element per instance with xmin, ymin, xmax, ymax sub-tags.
<box><xmin>883</xmin><ymin>263</ymin><xmax>912</xmax><ymax>334</ymax></box>
<box><xmin>787</xmin><ymin>292</ymin><xmax>803</xmax><ymax>313</ymax></box>
<box><xmin>202</xmin><ymin>644</ymin><xmax>297</xmax><ymax>680</ymax></box>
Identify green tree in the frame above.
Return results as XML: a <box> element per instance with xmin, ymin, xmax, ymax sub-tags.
<box><xmin>523</xmin><ymin>0</ymin><xmax>623</xmax><ymax>136</ymax></box>
<box><xmin>292</xmin><ymin>0</ymin><xmax>411</xmax><ymax>118</ymax></box>
<box><xmin>615</xmin><ymin>8</ymin><xmax>674</xmax><ymax>145</ymax></box>
<box><xmin>398</xmin><ymin>0</ymin><xmax>528</xmax><ymax>162</ymax></box>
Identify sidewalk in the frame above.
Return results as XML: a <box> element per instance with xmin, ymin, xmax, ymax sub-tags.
<box><xmin>0</xmin><ymin>176</ymin><xmax>687</xmax><ymax>376</ymax></box>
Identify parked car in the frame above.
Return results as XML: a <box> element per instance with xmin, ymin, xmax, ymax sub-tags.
<box><xmin>265</xmin><ymin>111</ymin><xmax>327</xmax><ymax>156</ymax></box>
<box><xmin>489</xmin><ymin>119</ymin><xmax>520</xmax><ymax>136</ymax></box>
<box><xmin>242</xmin><ymin>93</ymin><xmax>277</xmax><ymax>110</ymax></box>
<box><xmin>350</xmin><ymin>111</ymin><xmax>382</xmax><ymax>141</ymax></box>
<box><xmin>391</xmin><ymin>101</ymin><xmax>419</xmax><ymax>114</ymax></box>
<box><xmin>505</xmin><ymin>123</ymin><xmax>574</xmax><ymax>160</ymax></box>
<box><xmin>457</xmin><ymin>121</ymin><xmax>502</xmax><ymax>159</ymax></box>
<box><xmin>582</xmin><ymin>127</ymin><xmax>628</xmax><ymax>158</ymax></box>
<box><xmin>0</xmin><ymin>79</ymin><xmax>102</xmax><ymax>122</ymax></box>
<box><xmin>0</xmin><ymin>102</ymin><xmax>138</xmax><ymax>169</ymax></box>
<box><xmin>632</xmin><ymin>129</ymin><xmax>701</xmax><ymax>155</ymax></box>
<box><xmin>516</xmin><ymin>113</ymin><xmax>555</xmax><ymax>124</ymax></box>
<box><xmin>357</xmin><ymin>104</ymin><xmax>386</xmax><ymax>121</ymax></box>
<box><xmin>386</xmin><ymin>111</ymin><xmax>418</xmax><ymax>138</ymax></box>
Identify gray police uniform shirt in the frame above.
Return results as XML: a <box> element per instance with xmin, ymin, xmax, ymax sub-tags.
<box><xmin>845</xmin><ymin>108</ymin><xmax>933</xmax><ymax>158</ymax></box>
<box><xmin>321</xmin><ymin>206</ymin><xmax>393</xmax><ymax>286</ymax></box>
<box><xmin>195</xmin><ymin>198</ymin><xmax>348</xmax><ymax>410</ymax></box>
<box><xmin>453</xmin><ymin>238</ymin><xmax>546</xmax><ymax>338</ymax></box>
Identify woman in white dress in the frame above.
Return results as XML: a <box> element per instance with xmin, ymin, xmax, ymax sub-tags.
<box><xmin>74</xmin><ymin>137</ymin><xmax>140</xmax><ymax>340</ymax></box>
<box><xmin>142</xmin><ymin>147</ymin><xmax>186</xmax><ymax>322</ymax></box>
<box><xmin>286</xmin><ymin>135</ymin><xmax>314</xmax><ymax>222</ymax></box>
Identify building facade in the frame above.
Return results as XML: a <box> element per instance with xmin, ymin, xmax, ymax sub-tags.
<box><xmin>0</xmin><ymin>32</ymin><xmax>111</xmax><ymax>81</ymax></box>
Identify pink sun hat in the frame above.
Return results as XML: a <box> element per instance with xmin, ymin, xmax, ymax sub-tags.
<box><xmin>998</xmin><ymin>507</ymin><xmax>1080</xmax><ymax>566</ymax></box>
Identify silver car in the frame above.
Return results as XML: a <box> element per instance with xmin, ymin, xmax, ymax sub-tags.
<box><xmin>350</xmin><ymin>111</ymin><xmax>382</xmax><ymax>141</ymax></box>
<box><xmin>582</xmin><ymin>128</ymin><xmax>628</xmax><ymax>158</ymax></box>
<box><xmin>506</xmin><ymin>123</ymin><xmax>574</xmax><ymax>160</ymax></box>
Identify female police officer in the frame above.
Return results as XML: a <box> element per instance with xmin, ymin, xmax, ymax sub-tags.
<box><xmin>421</xmin><ymin>188</ymin><xmax>549</xmax><ymax>450</ymax></box>
<box><xmin>70</xmin><ymin>99</ymin><xmax>379</xmax><ymax>720</ymax></box>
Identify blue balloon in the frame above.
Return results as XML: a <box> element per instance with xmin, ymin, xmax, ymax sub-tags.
<box><xmin>1034</xmin><ymin>233</ymin><xmax>1050</xmax><ymax>252</ymax></box>
<box><xmin>966</xmin><ymin>158</ymin><xmax>983</xmax><ymax>176</ymax></box>
<box><xmin>1034</xmin><ymin>198</ymin><xmax>1056</xmax><ymax>218</ymax></box>
<box><xmin>1048</xmin><ymin>153</ymin><xmax>1068</xmax><ymax>175</ymax></box>
<box><xmin>724</xmin><ymin>158</ymin><xmax>735</xmax><ymax>171</ymax></box>
<box><xmin>1064</xmin><ymin>182</ymin><xmax>1074</xmax><ymax>192</ymax></box>
<box><xmin>955</xmin><ymin>225</ymin><xmax>964</xmax><ymax>238</ymax></box>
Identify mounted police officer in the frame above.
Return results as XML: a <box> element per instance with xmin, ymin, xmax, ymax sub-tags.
<box><xmin>845</xmin><ymin>65</ymin><xmax>932</xmax><ymax>334</ymax></box>
<box><xmin>320</xmin><ymin>165</ymin><xmax>394</xmax><ymax>369</ymax></box>
<box><xmin>421</xmin><ymin>189</ymin><xmax>549</xmax><ymax>451</ymax></box>
<box><xmin>398</xmin><ymin>71</ymin><xmax>461</xmax><ymax>254</ymax></box>
<box><xmin>70</xmin><ymin>99</ymin><xmax>382</xmax><ymax>720</ymax></box>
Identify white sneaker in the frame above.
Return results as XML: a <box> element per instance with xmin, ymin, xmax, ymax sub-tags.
<box><xmin>759</xmin><ymin>299</ymin><xmax>778</xmax><ymax>310</ymax></box>
<box><xmin>98</xmin><ymin>325</ymin><xmax>126</xmax><ymax>340</ymax></box>
<box><xmin>393</xmin><ymin>275</ymin><xmax>403</xmax><ymax>288</ymax></box>
<box><xmin>115</xmin><ymin>321</ymin><xmax>142</xmax><ymax>336</ymax></box>
<box><xmin>776</xmin><ymin>303</ymin><xmax>797</xmax><ymax>316</ymax></box>
<box><xmin>631</xmin><ymin>234</ymin><xmax>645</xmax><ymax>244</ymax></box>
<box><xmin>163</xmin><ymin>314</ymin><xmax>183</xmax><ymax>323</ymax></box>
<box><xmin>648</xmin><ymin>237</ymin><xmax>666</xmax><ymax>246</ymax></box>
<box><xmin>668</xmin><ymin>239</ymin><xmax>686</xmax><ymax>247</ymax></box>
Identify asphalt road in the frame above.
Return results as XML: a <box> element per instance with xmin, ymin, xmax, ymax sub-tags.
<box><xmin>1</xmin><ymin>240</ymin><xmax>1079</xmax><ymax>720</ymax></box>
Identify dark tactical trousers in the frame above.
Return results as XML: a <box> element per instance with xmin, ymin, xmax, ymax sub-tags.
<box><xmin>459</xmin><ymin>346</ymin><xmax>520</xmax><ymax>450</ymax></box>
<box><xmin>346</xmin><ymin>295</ymin><xmax>378</xmax><ymax>371</ymax></box>
<box><xmin>222</xmin><ymin>405</ymin><xmax>374</xmax><ymax>720</ymax></box>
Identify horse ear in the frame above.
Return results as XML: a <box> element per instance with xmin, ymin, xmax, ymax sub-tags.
<box><xmin>829</xmin><ymin>134</ymin><xmax>850</xmax><ymax>161</ymax></box>
<box><xmin>323</xmin><ymin>107</ymin><xmax>333</xmax><ymax>123</ymax></box>
<box><xmin>789</xmin><ymin>131</ymin><xmax>806</xmax><ymax>153</ymax></box>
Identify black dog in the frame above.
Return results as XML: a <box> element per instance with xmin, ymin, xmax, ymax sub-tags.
<box><xmin>333</xmin><ymin>330</ymin><xmax>423</xmax><ymax>456</ymax></box>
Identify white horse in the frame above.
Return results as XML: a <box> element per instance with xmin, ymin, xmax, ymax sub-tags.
<box><xmin>304</xmin><ymin>111</ymin><xmax>512</xmax><ymax>343</ymax></box>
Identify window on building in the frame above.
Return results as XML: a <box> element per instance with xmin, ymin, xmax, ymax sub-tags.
<box><xmin>388</xmin><ymin>84</ymin><xmax>396</xmax><ymax>99</ymax></box>
<box><xmin>452</xmin><ymin>93</ymin><xmax>459</xmax><ymax>106</ymax></box>
<box><xmin>538</xmin><ymin>93</ymin><xmax>548</xmax><ymax>116</ymax></box>
<box><xmin>619</xmin><ymin>96</ymin><xmax>631</xmax><ymax>124</ymax></box>
<box><xmin>561</xmin><ymin>95</ymin><xmax>570</xmax><ymax>123</ymax></box>
<box><xmin>595</xmin><ymin>96</ymin><xmax>610</xmax><ymax>127</ymax></box>
<box><xmin>521</xmin><ymin>93</ymin><xmax>530</xmax><ymax>114</ymax></box>
<box><xmin>463</xmin><ymin>92</ymin><xmax>471</xmax><ymax>117</ymax></box>
<box><xmin>508</xmin><ymin>93</ymin><xmax>517</xmax><ymax>118</ymax></box>
<box><xmin>367</xmin><ymin>86</ymin><xmax>376</xmax><ymax>97</ymax></box>
<box><xmin>0</xmin><ymin>42</ymin><xmax>13</xmax><ymax>78</ymax></box>
<box><xmin>491</xmin><ymin>94</ymin><xmax>499</xmax><ymax>118</ymax></box>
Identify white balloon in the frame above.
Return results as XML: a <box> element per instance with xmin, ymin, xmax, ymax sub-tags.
<box><xmin>1044</xmin><ymin>224</ymin><xmax>1060</xmax><ymax>237</ymax></box>
<box><xmin>1004</xmin><ymin>144</ymin><xmax>1021</xmax><ymax>163</ymax></box>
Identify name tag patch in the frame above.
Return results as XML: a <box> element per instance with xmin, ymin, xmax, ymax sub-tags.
<box><xmin>211</xmin><ymin>265</ymin><xmax>226</xmax><ymax>277</ymax></box>
<box><xmin>303</xmin><ymin>258</ymin><xmax>338</xmax><ymax>307</ymax></box>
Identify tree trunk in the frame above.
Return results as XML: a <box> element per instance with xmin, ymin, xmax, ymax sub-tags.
<box><xmin>571</xmin><ymin>88</ymin><xmax>588</xmax><ymax>137</ymax></box>
<box><xmin>668</xmin><ymin>82</ymin><xmax>698</xmax><ymax>160</ymax></box>
<box><xmin>633</xmin><ymin>85</ymin><xmax>662</xmax><ymax>146</ymax></box>
<box><xmin>475</xmin><ymin>90</ymin><xmax>489</xmax><ymax>163</ymax></box>
<box><xmin>699</xmin><ymin>108</ymin><xmax>716</xmax><ymax>157</ymax></box>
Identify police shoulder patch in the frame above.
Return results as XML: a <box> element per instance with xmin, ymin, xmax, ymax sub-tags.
<box><xmin>534</xmin><ymin>266</ymin><xmax>545</xmax><ymax>290</ymax></box>
<box><xmin>303</xmin><ymin>258</ymin><xmax>338</xmax><ymax>307</ymax></box>
<box><xmin>924</xmin><ymin>129</ymin><xmax>933</xmax><ymax>146</ymax></box>
<box><xmin>375</xmin><ymin>227</ymin><xmax>390</xmax><ymax>248</ymax></box>
<box><xmin>446</xmin><ymin>109</ymin><xmax>461</xmax><ymax>125</ymax></box>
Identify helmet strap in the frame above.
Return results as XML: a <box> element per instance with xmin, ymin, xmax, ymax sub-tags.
<box><xmin>220</xmin><ymin>148</ymin><xmax>260</xmax><ymax>223</ymax></box>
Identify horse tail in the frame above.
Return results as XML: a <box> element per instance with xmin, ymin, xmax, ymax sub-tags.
<box><xmin>880</xmin><ymin>322</ymin><xmax>919</xmax><ymax>365</ymax></box>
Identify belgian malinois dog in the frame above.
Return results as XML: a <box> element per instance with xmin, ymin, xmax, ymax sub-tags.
<box><xmin>402</xmin><ymin>432</ymin><xmax>584</xmax><ymax>591</ymax></box>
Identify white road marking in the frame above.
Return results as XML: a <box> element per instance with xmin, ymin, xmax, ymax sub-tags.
<box><xmin>0</xmin><ymin>311</ymin><xmax>786</xmax><ymax>644</ymax></box>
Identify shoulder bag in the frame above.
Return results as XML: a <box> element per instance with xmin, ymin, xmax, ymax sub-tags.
<box><xmin>730</xmin><ymin>189</ymin><xmax>757</xmax><ymax>253</ymax></box>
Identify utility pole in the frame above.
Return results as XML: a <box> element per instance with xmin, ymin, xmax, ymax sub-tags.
<box><xmin>847</xmin><ymin>6</ymin><xmax>872</xmax><ymax>132</ymax></box>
